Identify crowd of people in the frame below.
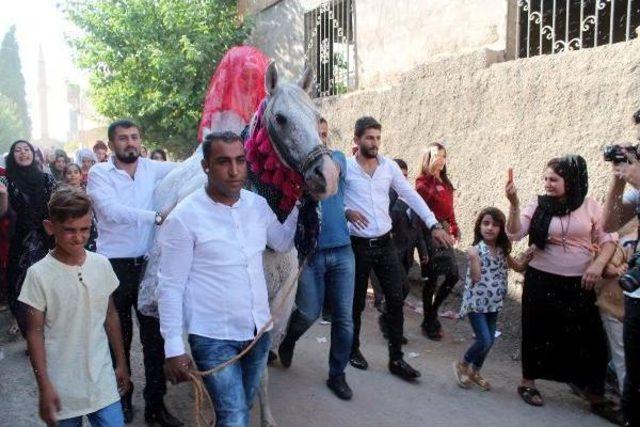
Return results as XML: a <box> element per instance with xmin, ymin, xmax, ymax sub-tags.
<box><xmin>2</xmin><ymin>109</ymin><xmax>640</xmax><ymax>427</ymax></box>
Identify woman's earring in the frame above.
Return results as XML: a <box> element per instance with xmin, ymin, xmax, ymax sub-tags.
<box><xmin>205</xmin><ymin>168</ymin><xmax>210</xmax><ymax>173</ymax></box>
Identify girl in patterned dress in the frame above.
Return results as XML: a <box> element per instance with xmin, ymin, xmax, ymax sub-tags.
<box><xmin>454</xmin><ymin>207</ymin><xmax>532</xmax><ymax>390</ymax></box>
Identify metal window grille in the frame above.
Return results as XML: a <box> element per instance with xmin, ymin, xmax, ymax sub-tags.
<box><xmin>304</xmin><ymin>0</ymin><xmax>356</xmax><ymax>98</ymax></box>
<box><xmin>516</xmin><ymin>0</ymin><xmax>640</xmax><ymax>58</ymax></box>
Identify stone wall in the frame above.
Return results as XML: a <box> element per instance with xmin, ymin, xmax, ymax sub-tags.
<box><xmin>317</xmin><ymin>40</ymin><xmax>640</xmax><ymax>289</ymax></box>
<box><xmin>246</xmin><ymin>0</ymin><xmax>508</xmax><ymax>88</ymax></box>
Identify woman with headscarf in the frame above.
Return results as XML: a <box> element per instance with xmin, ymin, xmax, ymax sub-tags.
<box><xmin>49</xmin><ymin>149</ymin><xmax>69</xmax><ymax>183</ymax></box>
<box><xmin>75</xmin><ymin>148</ymin><xmax>97</xmax><ymax>187</ymax></box>
<box><xmin>6</xmin><ymin>140</ymin><xmax>56</xmax><ymax>337</ymax></box>
<box><xmin>506</xmin><ymin>155</ymin><xmax>619</xmax><ymax>423</ymax></box>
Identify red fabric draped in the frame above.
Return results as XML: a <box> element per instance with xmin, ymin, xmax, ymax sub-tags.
<box><xmin>197</xmin><ymin>46</ymin><xmax>271</xmax><ymax>143</ymax></box>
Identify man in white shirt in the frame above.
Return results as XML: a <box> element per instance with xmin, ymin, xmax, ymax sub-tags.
<box><xmin>158</xmin><ymin>131</ymin><xmax>299</xmax><ymax>426</ymax></box>
<box><xmin>345</xmin><ymin>116</ymin><xmax>453</xmax><ymax>381</ymax></box>
<box><xmin>87</xmin><ymin>119</ymin><xmax>181</xmax><ymax>426</ymax></box>
<box><xmin>602</xmin><ymin>110</ymin><xmax>640</xmax><ymax>427</ymax></box>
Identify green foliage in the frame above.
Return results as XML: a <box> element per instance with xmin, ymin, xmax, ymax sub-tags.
<box><xmin>0</xmin><ymin>93</ymin><xmax>25</xmax><ymax>154</ymax></box>
<box><xmin>0</xmin><ymin>25</ymin><xmax>32</xmax><ymax>139</ymax></box>
<box><xmin>64</xmin><ymin>0</ymin><xmax>251</xmax><ymax>158</ymax></box>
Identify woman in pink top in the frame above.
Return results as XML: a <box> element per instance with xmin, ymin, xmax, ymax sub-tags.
<box><xmin>506</xmin><ymin>155</ymin><xmax>619</xmax><ymax>423</ymax></box>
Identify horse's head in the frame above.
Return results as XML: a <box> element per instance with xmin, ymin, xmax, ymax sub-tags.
<box><xmin>263</xmin><ymin>63</ymin><xmax>338</xmax><ymax>200</ymax></box>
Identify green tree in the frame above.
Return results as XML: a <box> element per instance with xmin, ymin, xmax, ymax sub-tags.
<box><xmin>0</xmin><ymin>25</ymin><xmax>32</xmax><ymax>139</ymax></box>
<box><xmin>64</xmin><ymin>0</ymin><xmax>251</xmax><ymax>157</ymax></box>
<box><xmin>0</xmin><ymin>93</ymin><xmax>25</xmax><ymax>153</ymax></box>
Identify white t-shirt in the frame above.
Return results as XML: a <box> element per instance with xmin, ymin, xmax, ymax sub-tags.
<box><xmin>19</xmin><ymin>251</ymin><xmax>120</xmax><ymax>419</ymax></box>
<box><xmin>622</xmin><ymin>188</ymin><xmax>640</xmax><ymax>299</ymax></box>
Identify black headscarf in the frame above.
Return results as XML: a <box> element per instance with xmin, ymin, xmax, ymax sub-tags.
<box><xmin>6</xmin><ymin>140</ymin><xmax>47</xmax><ymax>204</ymax></box>
<box><xmin>528</xmin><ymin>155</ymin><xmax>588</xmax><ymax>249</ymax></box>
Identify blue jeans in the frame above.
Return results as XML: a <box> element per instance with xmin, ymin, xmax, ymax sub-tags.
<box><xmin>283</xmin><ymin>244</ymin><xmax>355</xmax><ymax>376</ymax></box>
<box><xmin>57</xmin><ymin>400</ymin><xmax>124</xmax><ymax>427</ymax></box>
<box><xmin>188</xmin><ymin>332</ymin><xmax>271</xmax><ymax>427</ymax></box>
<box><xmin>464</xmin><ymin>312</ymin><xmax>498</xmax><ymax>370</ymax></box>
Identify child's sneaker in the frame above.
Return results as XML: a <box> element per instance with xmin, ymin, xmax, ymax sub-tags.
<box><xmin>469</xmin><ymin>370</ymin><xmax>491</xmax><ymax>391</ymax></box>
<box><xmin>453</xmin><ymin>362</ymin><xmax>472</xmax><ymax>389</ymax></box>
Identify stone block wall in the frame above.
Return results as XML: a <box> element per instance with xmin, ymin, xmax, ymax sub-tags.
<box><xmin>317</xmin><ymin>41</ymin><xmax>640</xmax><ymax>301</ymax></box>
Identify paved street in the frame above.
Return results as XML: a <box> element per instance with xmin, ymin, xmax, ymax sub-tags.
<box><xmin>0</xmin><ymin>295</ymin><xmax>612</xmax><ymax>427</ymax></box>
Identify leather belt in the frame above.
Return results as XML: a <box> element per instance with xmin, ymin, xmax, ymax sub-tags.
<box><xmin>110</xmin><ymin>256</ymin><xmax>147</xmax><ymax>267</ymax></box>
<box><xmin>351</xmin><ymin>232</ymin><xmax>392</xmax><ymax>248</ymax></box>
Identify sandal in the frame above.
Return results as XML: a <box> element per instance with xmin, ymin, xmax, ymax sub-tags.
<box><xmin>469</xmin><ymin>370</ymin><xmax>491</xmax><ymax>391</ymax></box>
<box><xmin>518</xmin><ymin>385</ymin><xmax>544</xmax><ymax>407</ymax></box>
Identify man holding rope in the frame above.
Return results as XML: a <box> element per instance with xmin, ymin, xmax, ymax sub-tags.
<box><xmin>157</xmin><ymin>131</ymin><xmax>299</xmax><ymax>426</ymax></box>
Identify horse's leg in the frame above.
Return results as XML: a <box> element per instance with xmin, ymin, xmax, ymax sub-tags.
<box><xmin>259</xmin><ymin>367</ymin><xmax>277</xmax><ymax>427</ymax></box>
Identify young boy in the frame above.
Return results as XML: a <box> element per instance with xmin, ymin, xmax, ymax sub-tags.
<box><xmin>19</xmin><ymin>188</ymin><xmax>130</xmax><ymax>426</ymax></box>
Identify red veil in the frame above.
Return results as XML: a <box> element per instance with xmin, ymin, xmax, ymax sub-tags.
<box><xmin>197</xmin><ymin>46</ymin><xmax>271</xmax><ymax>143</ymax></box>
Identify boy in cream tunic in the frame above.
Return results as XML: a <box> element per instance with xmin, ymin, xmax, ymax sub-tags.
<box><xmin>19</xmin><ymin>188</ymin><xmax>130</xmax><ymax>426</ymax></box>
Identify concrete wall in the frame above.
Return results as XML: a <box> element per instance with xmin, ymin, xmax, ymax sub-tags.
<box><xmin>246</xmin><ymin>0</ymin><xmax>508</xmax><ymax>88</ymax></box>
<box><xmin>354</xmin><ymin>0</ymin><xmax>507</xmax><ymax>88</ymax></box>
<box><xmin>317</xmin><ymin>40</ymin><xmax>640</xmax><ymax>270</ymax></box>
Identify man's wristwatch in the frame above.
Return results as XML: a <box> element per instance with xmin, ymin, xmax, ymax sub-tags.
<box><xmin>430</xmin><ymin>223</ymin><xmax>443</xmax><ymax>232</ymax></box>
<box><xmin>154</xmin><ymin>211</ymin><xmax>163</xmax><ymax>226</ymax></box>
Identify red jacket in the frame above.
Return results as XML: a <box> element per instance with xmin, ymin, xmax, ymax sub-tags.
<box><xmin>415</xmin><ymin>174</ymin><xmax>459</xmax><ymax>238</ymax></box>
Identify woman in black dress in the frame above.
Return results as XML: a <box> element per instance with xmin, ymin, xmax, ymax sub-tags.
<box><xmin>6</xmin><ymin>140</ymin><xmax>56</xmax><ymax>336</ymax></box>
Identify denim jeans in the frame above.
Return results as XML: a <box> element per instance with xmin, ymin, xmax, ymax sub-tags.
<box><xmin>189</xmin><ymin>332</ymin><xmax>271</xmax><ymax>427</ymax></box>
<box><xmin>283</xmin><ymin>244</ymin><xmax>355</xmax><ymax>377</ymax></box>
<box><xmin>57</xmin><ymin>401</ymin><xmax>124</xmax><ymax>427</ymax></box>
<box><xmin>463</xmin><ymin>312</ymin><xmax>498</xmax><ymax>370</ymax></box>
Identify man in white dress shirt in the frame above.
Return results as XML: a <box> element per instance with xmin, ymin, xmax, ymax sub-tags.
<box><xmin>158</xmin><ymin>131</ymin><xmax>299</xmax><ymax>426</ymax></box>
<box><xmin>87</xmin><ymin>119</ymin><xmax>181</xmax><ymax>426</ymax></box>
<box><xmin>345</xmin><ymin>116</ymin><xmax>453</xmax><ymax>381</ymax></box>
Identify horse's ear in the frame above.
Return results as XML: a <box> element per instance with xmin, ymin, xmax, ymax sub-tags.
<box><xmin>265</xmin><ymin>61</ymin><xmax>278</xmax><ymax>96</ymax></box>
<box><xmin>298</xmin><ymin>67</ymin><xmax>314</xmax><ymax>94</ymax></box>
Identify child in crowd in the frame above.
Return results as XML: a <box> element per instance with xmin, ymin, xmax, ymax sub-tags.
<box><xmin>19</xmin><ymin>188</ymin><xmax>129</xmax><ymax>426</ymax></box>
<box><xmin>454</xmin><ymin>207</ymin><xmax>533</xmax><ymax>390</ymax></box>
<box><xmin>63</xmin><ymin>163</ymin><xmax>84</xmax><ymax>189</ymax></box>
<box><xmin>596</xmin><ymin>220</ymin><xmax>636</xmax><ymax>395</ymax></box>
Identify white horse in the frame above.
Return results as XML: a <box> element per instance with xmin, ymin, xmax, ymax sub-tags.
<box><xmin>138</xmin><ymin>62</ymin><xmax>338</xmax><ymax>426</ymax></box>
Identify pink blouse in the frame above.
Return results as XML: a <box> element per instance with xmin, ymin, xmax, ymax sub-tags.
<box><xmin>508</xmin><ymin>197</ymin><xmax>617</xmax><ymax>277</ymax></box>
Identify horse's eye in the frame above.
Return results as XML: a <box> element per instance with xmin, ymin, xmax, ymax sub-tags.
<box><xmin>275</xmin><ymin>113</ymin><xmax>287</xmax><ymax>126</ymax></box>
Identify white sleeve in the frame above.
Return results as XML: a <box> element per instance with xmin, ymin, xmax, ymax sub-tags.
<box><xmin>154</xmin><ymin>161</ymin><xmax>179</xmax><ymax>180</ymax></box>
<box><xmin>389</xmin><ymin>163</ymin><xmax>438</xmax><ymax>228</ymax></box>
<box><xmin>157</xmin><ymin>214</ymin><xmax>194</xmax><ymax>358</ymax></box>
<box><xmin>87</xmin><ymin>168</ymin><xmax>156</xmax><ymax>225</ymax></box>
<box><xmin>623</xmin><ymin>188</ymin><xmax>640</xmax><ymax>206</ymax></box>
<box><xmin>266</xmin><ymin>204</ymin><xmax>299</xmax><ymax>253</ymax></box>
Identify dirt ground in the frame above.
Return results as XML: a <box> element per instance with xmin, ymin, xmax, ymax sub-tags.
<box><xmin>0</xmin><ymin>278</ymin><xmax>614</xmax><ymax>427</ymax></box>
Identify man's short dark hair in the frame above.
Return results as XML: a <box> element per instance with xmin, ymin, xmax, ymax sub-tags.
<box><xmin>108</xmin><ymin>119</ymin><xmax>141</xmax><ymax>142</ymax></box>
<box><xmin>394</xmin><ymin>158</ymin><xmax>408</xmax><ymax>170</ymax></box>
<box><xmin>48</xmin><ymin>188</ymin><xmax>92</xmax><ymax>223</ymax></box>
<box><xmin>633</xmin><ymin>109</ymin><xmax>640</xmax><ymax>125</ymax></box>
<box><xmin>319</xmin><ymin>117</ymin><xmax>327</xmax><ymax>125</ymax></box>
<box><xmin>354</xmin><ymin>116</ymin><xmax>381</xmax><ymax>138</ymax></box>
<box><xmin>202</xmin><ymin>131</ymin><xmax>243</xmax><ymax>162</ymax></box>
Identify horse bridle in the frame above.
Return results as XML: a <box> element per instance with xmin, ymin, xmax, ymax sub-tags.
<box><xmin>266</xmin><ymin>117</ymin><xmax>332</xmax><ymax>175</ymax></box>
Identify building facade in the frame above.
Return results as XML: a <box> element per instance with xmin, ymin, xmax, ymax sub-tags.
<box><xmin>241</xmin><ymin>0</ymin><xmax>640</xmax><ymax>267</ymax></box>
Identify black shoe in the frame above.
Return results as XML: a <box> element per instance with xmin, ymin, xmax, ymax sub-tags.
<box><xmin>144</xmin><ymin>403</ymin><xmax>183</xmax><ymax>427</ymax></box>
<box><xmin>326</xmin><ymin>374</ymin><xmax>353</xmax><ymax>400</ymax></box>
<box><xmin>278</xmin><ymin>340</ymin><xmax>294</xmax><ymax>368</ymax></box>
<box><xmin>349</xmin><ymin>350</ymin><xmax>368</xmax><ymax>370</ymax></box>
<box><xmin>121</xmin><ymin>389</ymin><xmax>134</xmax><ymax>424</ymax></box>
<box><xmin>421</xmin><ymin>322</ymin><xmax>442</xmax><ymax>341</ymax></box>
<box><xmin>389</xmin><ymin>358</ymin><xmax>421</xmax><ymax>381</ymax></box>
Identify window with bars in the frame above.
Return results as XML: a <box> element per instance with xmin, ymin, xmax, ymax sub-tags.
<box><xmin>304</xmin><ymin>0</ymin><xmax>356</xmax><ymax>98</ymax></box>
<box><xmin>516</xmin><ymin>0</ymin><xmax>640</xmax><ymax>58</ymax></box>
